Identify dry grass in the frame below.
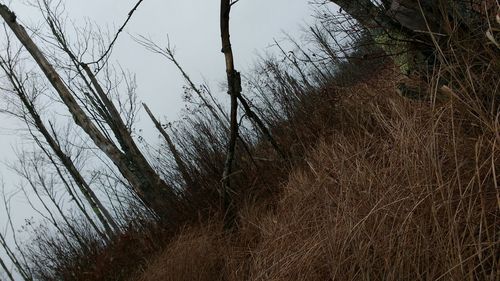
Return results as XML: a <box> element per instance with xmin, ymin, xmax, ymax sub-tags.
<box><xmin>131</xmin><ymin>71</ymin><xmax>499</xmax><ymax>280</ymax></box>
<box><xmin>27</xmin><ymin>5</ymin><xmax>498</xmax><ymax>279</ymax></box>
<box><xmin>132</xmin><ymin>225</ymin><xmax>224</xmax><ymax>281</ymax></box>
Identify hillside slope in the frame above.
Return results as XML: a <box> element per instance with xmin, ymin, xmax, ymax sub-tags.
<box><xmin>11</xmin><ymin>3</ymin><xmax>497</xmax><ymax>280</ymax></box>
<box><xmin>131</xmin><ymin>68</ymin><xmax>499</xmax><ymax>280</ymax></box>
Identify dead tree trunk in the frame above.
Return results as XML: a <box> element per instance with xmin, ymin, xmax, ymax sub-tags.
<box><xmin>143</xmin><ymin>103</ymin><xmax>196</xmax><ymax>190</ymax></box>
<box><xmin>220</xmin><ymin>0</ymin><xmax>241</xmax><ymax>229</ymax></box>
<box><xmin>0</xmin><ymin>256</ymin><xmax>15</xmax><ymax>281</ymax></box>
<box><xmin>237</xmin><ymin>95</ymin><xmax>286</xmax><ymax>159</ymax></box>
<box><xmin>0</xmin><ymin>233</ymin><xmax>32</xmax><ymax>281</ymax></box>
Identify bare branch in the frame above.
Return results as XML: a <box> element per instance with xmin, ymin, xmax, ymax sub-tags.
<box><xmin>86</xmin><ymin>0</ymin><xmax>146</xmax><ymax>69</ymax></box>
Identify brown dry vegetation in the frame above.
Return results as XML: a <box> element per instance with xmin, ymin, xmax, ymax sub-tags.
<box><xmin>130</xmin><ymin>62</ymin><xmax>499</xmax><ymax>280</ymax></box>
<box><xmin>14</xmin><ymin>3</ymin><xmax>499</xmax><ymax>280</ymax></box>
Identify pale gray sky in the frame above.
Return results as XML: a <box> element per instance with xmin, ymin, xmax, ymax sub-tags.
<box><xmin>0</xmin><ymin>1</ymin><xmax>323</xmax><ymax>276</ymax></box>
<box><xmin>8</xmin><ymin>0</ymin><xmax>318</xmax><ymax>118</ymax></box>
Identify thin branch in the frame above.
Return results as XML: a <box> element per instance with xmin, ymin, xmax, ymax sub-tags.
<box><xmin>86</xmin><ymin>0</ymin><xmax>145</xmax><ymax>68</ymax></box>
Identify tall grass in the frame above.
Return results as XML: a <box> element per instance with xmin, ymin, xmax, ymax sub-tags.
<box><xmin>134</xmin><ymin>69</ymin><xmax>498</xmax><ymax>280</ymax></box>
<box><xmin>21</xmin><ymin>3</ymin><xmax>499</xmax><ymax>280</ymax></box>
<box><xmin>131</xmin><ymin>5</ymin><xmax>499</xmax><ymax>280</ymax></box>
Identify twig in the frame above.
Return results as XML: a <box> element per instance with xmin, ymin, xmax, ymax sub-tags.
<box><xmin>86</xmin><ymin>0</ymin><xmax>145</xmax><ymax>68</ymax></box>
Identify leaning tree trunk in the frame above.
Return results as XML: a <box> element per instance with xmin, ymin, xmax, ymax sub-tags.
<box><xmin>143</xmin><ymin>103</ymin><xmax>196</xmax><ymax>190</ymax></box>
<box><xmin>0</xmin><ymin>256</ymin><xmax>15</xmax><ymax>281</ymax></box>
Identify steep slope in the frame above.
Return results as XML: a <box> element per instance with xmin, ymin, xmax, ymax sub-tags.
<box><xmin>131</xmin><ymin>69</ymin><xmax>499</xmax><ymax>280</ymax></box>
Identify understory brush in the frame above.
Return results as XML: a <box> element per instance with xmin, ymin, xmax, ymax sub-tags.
<box><xmin>21</xmin><ymin>3</ymin><xmax>499</xmax><ymax>280</ymax></box>
<box><xmin>133</xmin><ymin>72</ymin><xmax>499</xmax><ymax>280</ymax></box>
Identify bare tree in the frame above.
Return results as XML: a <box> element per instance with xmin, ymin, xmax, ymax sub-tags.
<box><xmin>0</xmin><ymin>3</ymin><xmax>181</xmax><ymax>222</ymax></box>
<box><xmin>135</xmin><ymin>36</ymin><xmax>285</xmax><ymax>159</ymax></box>
<box><xmin>219</xmin><ymin>0</ymin><xmax>242</xmax><ymax>228</ymax></box>
<box><xmin>0</xmin><ymin>50</ymin><xmax>119</xmax><ymax>238</ymax></box>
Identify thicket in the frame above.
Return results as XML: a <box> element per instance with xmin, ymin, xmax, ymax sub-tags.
<box><xmin>0</xmin><ymin>1</ymin><xmax>498</xmax><ymax>280</ymax></box>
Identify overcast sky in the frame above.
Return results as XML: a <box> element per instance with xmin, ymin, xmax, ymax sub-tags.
<box><xmin>0</xmin><ymin>1</ymin><xmax>328</xmax><ymax>272</ymax></box>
